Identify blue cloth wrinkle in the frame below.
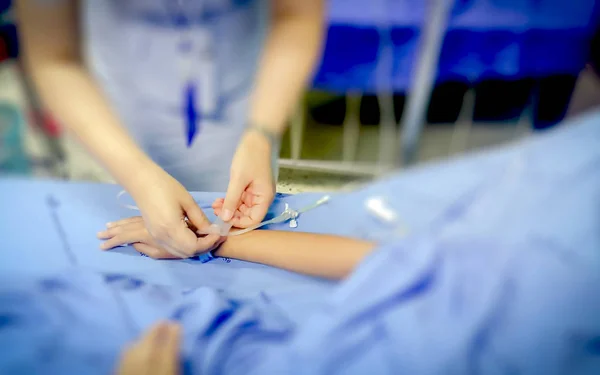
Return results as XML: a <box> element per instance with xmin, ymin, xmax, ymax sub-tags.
<box><xmin>1</xmin><ymin>111</ymin><xmax>600</xmax><ymax>374</ymax></box>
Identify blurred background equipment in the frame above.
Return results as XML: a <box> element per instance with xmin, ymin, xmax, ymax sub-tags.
<box><xmin>0</xmin><ymin>101</ymin><xmax>29</xmax><ymax>173</ymax></box>
<box><xmin>1</xmin><ymin>0</ymin><xmax>71</xmax><ymax>179</ymax></box>
<box><xmin>279</xmin><ymin>0</ymin><xmax>600</xmax><ymax>179</ymax></box>
<box><xmin>1</xmin><ymin>0</ymin><xmax>599</xmax><ymax>191</ymax></box>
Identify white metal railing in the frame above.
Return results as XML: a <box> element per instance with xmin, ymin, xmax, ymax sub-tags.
<box><xmin>280</xmin><ymin>0</ymin><xmax>456</xmax><ymax>176</ymax></box>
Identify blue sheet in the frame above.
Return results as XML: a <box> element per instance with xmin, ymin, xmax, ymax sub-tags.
<box><xmin>1</xmin><ymin>110</ymin><xmax>599</xmax><ymax>374</ymax></box>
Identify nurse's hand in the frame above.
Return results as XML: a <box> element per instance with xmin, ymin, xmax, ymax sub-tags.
<box><xmin>116</xmin><ymin>321</ymin><xmax>181</xmax><ymax>375</ymax></box>
<box><xmin>128</xmin><ymin>165</ymin><xmax>221</xmax><ymax>257</ymax></box>
<box><xmin>98</xmin><ymin>216</ymin><xmax>224</xmax><ymax>259</ymax></box>
<box><xmin>217</xmin><ymin>130</ymin><xmax>275</xmax><ymax>228</ymax></box>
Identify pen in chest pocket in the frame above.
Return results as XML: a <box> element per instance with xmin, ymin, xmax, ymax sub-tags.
<box><xmin>170</xmin><ymin>0</ymin><xmax>221</xmax><ymax>146</ymax></box>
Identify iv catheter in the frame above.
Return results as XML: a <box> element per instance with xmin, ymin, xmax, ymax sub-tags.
<box><xmin>221</xmin><ymin>195</ymin><xmax>332</xmax><ymax>236</ymax></box>
<box><xmin>116</xmin><ymin>190</ymin><xmax>331</xmax><ymax>237</ymax></box>
<box><xmin>191</xmin><ymin>195</ymin><xmax>331</xmax><ymax>263</ymax></box>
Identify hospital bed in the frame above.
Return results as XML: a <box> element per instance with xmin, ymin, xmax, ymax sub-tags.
<box><xmin>0</xmin><ymin>109</ymin><xmax>599</xmax><ymax>374</ymax></box>
<box><xmin>282</xmin><ymin>0</ymin><xmax>600</xmax><ymax>175</ymax></box>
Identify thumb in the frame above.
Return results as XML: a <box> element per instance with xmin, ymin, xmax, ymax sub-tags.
<box><xmin>182</xmin><ymin>195</ymin><xmax>211</xmax><ymax>232</ymax></box>
<box><xmin>221</xmin><ymin>176</ymin><xmax>246</xmax><ymax>222</ymax></box>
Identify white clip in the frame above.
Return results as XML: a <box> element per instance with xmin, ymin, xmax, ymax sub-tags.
<box><xmin>281</xmin><ymin>203</ymin><xmax>299</xmax><ymax>228</ymax></box>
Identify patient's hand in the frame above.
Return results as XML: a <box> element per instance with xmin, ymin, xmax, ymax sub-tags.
<box><xmin>116</xmin><ymin>321</ymin><xmax>181</xmax><ymax>375</ymax></box>
<box><xmin>97</xmin><ymin>216</ymin><xmax>222</xmax><ymax>259</ymax></box>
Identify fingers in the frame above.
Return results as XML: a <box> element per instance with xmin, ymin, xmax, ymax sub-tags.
<box><xmin>182</xmin><ymin>195</ymin><xmax>212</xmax><ymax>231</ymax></box>
<box><xmin>131</xmin><ymin>234</ymin><xmax>219</xmax><ymax>259</ymax></box>
<box><xmin>132</xmin><ymin>243</ymin><xmax>180</xmax><ymax>260</ymax></box>
<box><xmin>116</xmin><ymin>322</ymin><xmax>181</xmax><ymax>375</ymax></box>
<box><xmin>160</xmin><ymin>323</ymin><xmax>181</xmax><ymax>375</ymax></box>
<box><xmin>98</xmin><ymin>218</ymin><xmax>182</xmax><ymax>259</ymax></box>
<box><xmin>213</xmin><ymin>207</ymin><xmax>244</xmax><ymax>228</ymax></box>
<box><xmin>145</xmin><ymin>215</ymin><xmax>201</xmax><ymax>258</ymax></box>
<box><xmin>213</xmin><ymin>191</ymin><xmax>262</xmax><ymax>226</ymax></box>
<box><xmin>194</xmin><ymin>233</ymin><xmax>221</xmax><ymax>253</ymax></box>
<box><xmin>211</xmin><ymin>198</ymin><xmax>224</xmax><ymax>209</ymax></box>
<box><xmin>233</xmin><ymin>214</ymin><xmax>255</xmax><ymax>229</ymax></box>
<box><xmin>117</xmin><ymin>345</ymin><xmax>140</xmax><ymax>375</ymax></box>
<box><xmin>138</xmin><ymin>322</ymin><xmax>170</xmax><ymax>353</ymax></box>
<box><xmin>99</xmin><ymin>215</ymin><xmax>215</xmax><ymax>259</ymax></box>
<box><xmin>97</xmin><ymin>221</ymin><xmax>149</xmax><ymax>250</ymax></box>
<box><xmin>107</xmin><ymin>216</ymin><xmax>144</xmax><ymax>228</ymax></box>
<box><xmin>242</xmin><ymin>201</ymin><xmax>270</xmax><ymax>229</ymax></box>
<box><xmin>180</xmin><ymin>196</ymin><xmax>223</xmax><ymax>256</ymax></box>
<box><xmin>212</xmin><ymin>192</ymin><xmax>252</xmax><ymax>210</ymax></box>
<box><xmin>215</xmin><ymin>197</ymin><xmax>271</xmax><ymax>229</ymax></box>
<box><xmin>221</xmin><ymin>177</ymin><xmax>247</xmax><ymax>222</ymax></box>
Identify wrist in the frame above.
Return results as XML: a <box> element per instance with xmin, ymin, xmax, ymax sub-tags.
<box><xmin>119</xmin><ymin>157</ymin><xmax>161</xmax><ymax>194</ymax></box>
<box><xmin>244</xmin><ymin>123</ymin><xmax>282</xmax><ymax>151</ymax></box>
<box><xmin>213</xmin><ymin>233</ymin><xmax>246</xmax><ymax>259</ymax></box>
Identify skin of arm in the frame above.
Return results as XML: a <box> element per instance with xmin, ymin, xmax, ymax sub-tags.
<box><xmin>16</xmin><ymin>0</ymin><xmax>157</xmax><ymax>192</ymax></box>
<box><xmin>214</xmin><ymin>231</ymin><xmax>376</xmax><ymax>280</ymax></box>
<box><xmin>99</xmin><ymin>217</ymin><xmax>375</xmax><ymax>280</ymax></box>
<box><xmin>247</xmin><ymin>0</ymin><xmax>326</xmax><ymax>135</ymax></box>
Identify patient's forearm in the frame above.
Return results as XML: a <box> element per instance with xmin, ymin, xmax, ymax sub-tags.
<box><xmin>215</xmin><ymin>231</ymin><xmax>375</xmax><ymax>280</ymax></box>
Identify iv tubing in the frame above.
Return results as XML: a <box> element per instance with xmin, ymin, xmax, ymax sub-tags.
<box><xmin>116</xmin><ymin>190</ymin><xmax>331</xmax><ymax>237</ymax></box>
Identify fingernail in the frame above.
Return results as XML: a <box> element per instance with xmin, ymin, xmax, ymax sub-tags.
<box><xmin>97</xmin><ymin>231</ymin><xmax>107</xmax><ymax>238</ymax></box>
<box><xmin>106</xmin><ymin>222</ymin><xmax>114</xmax><ymax>228</ymax></box>
<box><xmin>220</xmin><ymin>209</ymin><xmax>233</xmax><ymax>221</ymax></box>
<box><xmin>99</xmin><ymin>243</ymin><xmax>107</xmax><ymax>250</ymax></box>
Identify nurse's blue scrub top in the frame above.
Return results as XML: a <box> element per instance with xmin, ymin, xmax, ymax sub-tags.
<box><xmin>82</xmin><ymin>0</ymin><xmax>269</xmax><ymax>191</ymax></box>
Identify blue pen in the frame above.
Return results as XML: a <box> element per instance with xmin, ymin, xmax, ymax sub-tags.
<box><xmin>184</xmin><ymin>80</ymin><xmax>200</xmax><ymax>146</ymax></box>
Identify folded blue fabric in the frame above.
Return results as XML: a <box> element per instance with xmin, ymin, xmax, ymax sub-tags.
<box><xmin>1</xmin><ymin>111</ymin><xmax>599</xmax><ymax>374</ymax></box>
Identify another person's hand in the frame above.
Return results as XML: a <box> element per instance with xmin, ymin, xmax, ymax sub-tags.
<box><xmin>98</xmin><ymin>216</ymin><xmax>224</xmax><ymax>258</ymax></box>
<box><xmin>215</xmin><ymin>130</ymin><xmax>275</xmax><ymax>228</ymax></box>
<box><xmin>116</xmin><ymin>321</ymin><xmax>181</xmax><ymax>375</ymax></box>
<box><xmin>126</xmin><ymin>164</ymin><xmax>220</xmax><ymax>258</ymax></box>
